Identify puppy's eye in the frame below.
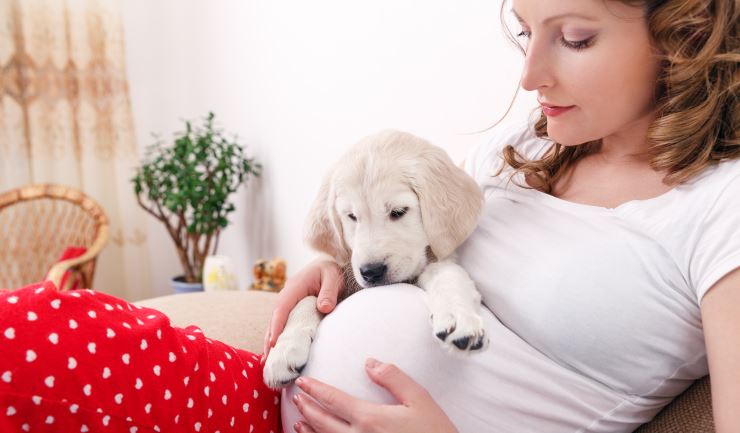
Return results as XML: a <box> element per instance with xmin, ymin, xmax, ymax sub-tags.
<box><xmin>347</xmin><ymin>213</ymin><xmax>357</xmax><ymax>222</ymax></box>
<box><xmin>389</xmin><ymin>207</ymin><xmax>408</xmax><ymax>220</ymax></box>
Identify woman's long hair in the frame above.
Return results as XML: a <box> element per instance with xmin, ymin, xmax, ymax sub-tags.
<box><xmin>495</xmin><ymin>0</ymin><xmax>739</xmax><ymax>192</ymax></box>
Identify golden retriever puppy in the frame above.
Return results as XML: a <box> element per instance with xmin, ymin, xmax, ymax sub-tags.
<box><xmin>263</xmin><ymin>130</ymin><xmax>487</xmax><ymax>389</ymax></box>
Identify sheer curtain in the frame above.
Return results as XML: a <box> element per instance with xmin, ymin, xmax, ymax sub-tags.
<box><xmin>0</xmin><ymin>0</ymin><xmax>152</xmax><ymax>300</ymax></box>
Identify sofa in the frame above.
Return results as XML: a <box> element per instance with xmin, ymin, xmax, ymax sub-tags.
<box><xmin>134</xmin><ymin>290</ymin><xmax>715</xmax><ymax>433</ymax></box>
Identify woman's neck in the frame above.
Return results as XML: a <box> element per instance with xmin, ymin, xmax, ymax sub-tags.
<box><xmin>595</xmin><ymin>111</ymin><xmax>656</xmax><ymax>167</ymax></box>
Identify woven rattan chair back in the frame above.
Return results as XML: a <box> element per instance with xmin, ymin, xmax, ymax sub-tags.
<box><xmin>0</xmin><ymin>184</ymin><xmax>109</xmax><ymax>290</ymax></box>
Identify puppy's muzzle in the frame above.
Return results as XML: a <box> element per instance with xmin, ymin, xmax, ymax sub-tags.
<box><xmin>360</xmin><ymin>262</ymin><xmax>387</xmax><ymax>284</ymax></box>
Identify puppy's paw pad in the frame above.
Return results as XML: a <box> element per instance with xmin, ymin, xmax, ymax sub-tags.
<box><xmin>431</xmin><ymin>309</ymin><xmax>488</xmax><ymax>352</ymax></box>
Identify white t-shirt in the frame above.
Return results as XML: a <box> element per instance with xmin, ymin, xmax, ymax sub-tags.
<box><xmin>281</xmin><ymin>121</ymin><xmax>740</xmax><ymax>433</ymax></box>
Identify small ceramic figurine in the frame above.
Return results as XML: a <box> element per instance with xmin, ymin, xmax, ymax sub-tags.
<box><xmin>250</xmin><ymin>257</ymin><xmax>287</xmax><ymax>292</ymax></box>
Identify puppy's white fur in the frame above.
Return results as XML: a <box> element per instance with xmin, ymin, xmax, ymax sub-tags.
<box><xmin>263</xmin><ymin>130</ymin><xmax>487</xmax><ymax>389</ymax></box>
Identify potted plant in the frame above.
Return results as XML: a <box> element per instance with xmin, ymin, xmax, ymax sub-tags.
<box><xmin>132</xmin><ymin>112</ymin><xmax>261</xmax><ymax>292</ymax></box>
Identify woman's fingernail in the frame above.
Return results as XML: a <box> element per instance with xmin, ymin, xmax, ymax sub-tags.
<box><xmin>320</xmin><ymin>298</ymin><xmax>332</xmax><ymax>307</ymax></box>
<box><xmin>294</xmin><ymin>421</ymin><xmax>301</xmax><ymax>432</ymax></box>
<box><xmin>366</xmin><ymin>358</ymin><xmax>380</xmax><ymax>369</ymax></box>
<box><xmin>293</xmin><ymin>393</ymin><xmax>300</xmax><ymax>405</ymax></box>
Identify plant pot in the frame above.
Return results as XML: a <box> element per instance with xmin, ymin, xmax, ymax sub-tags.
<box><xmin>170</xmin><ymin>276</ymin><xmax>204</xmax><ymax>294</ymax></box>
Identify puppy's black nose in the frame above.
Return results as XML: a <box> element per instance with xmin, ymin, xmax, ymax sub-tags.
<box><xmin>360</xmin><ymin>262</ymin><xmax>387</xmax><ymax>284</ymax></box>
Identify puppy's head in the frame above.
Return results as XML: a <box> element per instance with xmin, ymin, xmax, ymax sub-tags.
<box><xmin>305</xmin><ymin>130</ymin><xmax>482</xmax><ymax>287</ymax></box>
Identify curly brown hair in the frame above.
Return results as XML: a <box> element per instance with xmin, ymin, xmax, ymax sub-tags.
<box><xmin>495</xmin><ymin>0</ymin><xmax>739</xmax><ymax>192</ymax></box>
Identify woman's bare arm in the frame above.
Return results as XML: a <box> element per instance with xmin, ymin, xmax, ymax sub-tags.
<box><xmin>701</xmin><ymin>266</ymin><xmax>740</xmax><ymax>432</ymax></box>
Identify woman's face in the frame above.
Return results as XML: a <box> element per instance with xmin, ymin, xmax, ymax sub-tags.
<box><xmin>511</xmin><ymin>0</ymin><xmax>661</xmax><ymax>146</ymax></box>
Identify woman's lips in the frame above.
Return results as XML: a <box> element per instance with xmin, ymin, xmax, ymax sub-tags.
<box><xmin>540</xmin><ymin>104</ymin><xmax>575</xmax><ymax>117</ymax></box>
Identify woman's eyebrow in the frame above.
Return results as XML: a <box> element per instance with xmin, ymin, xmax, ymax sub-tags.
<box><xmin>510</xmin><ymin>9</ymin><xmax>599</xmax><ymax>25</ymax></box>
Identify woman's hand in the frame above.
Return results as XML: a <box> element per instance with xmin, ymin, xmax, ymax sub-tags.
<box><xmin>291</xmin><ymin>358</ymin><xmax>459</xmax><ymax>433</ymax></box>
<box><xmin>261</xmin><ymin>258</ymin><xmax>345</xmax><ymax>363</ymax></box>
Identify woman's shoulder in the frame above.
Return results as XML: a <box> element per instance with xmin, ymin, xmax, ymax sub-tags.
<box><xmin>677</xmin><ymin>156</ymin><xmax>740</xmax><ymax>200</ymax></box>
<box><xmin>463</xmin><ymin>118</ymin><xmax>551</xmax><ymax>181</ymax></box>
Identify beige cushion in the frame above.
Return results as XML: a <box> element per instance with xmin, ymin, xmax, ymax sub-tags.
<box><xmin>134</xmin><ymin>290</ymin><xmax>714</xmax><ymax>432</ymax></box>
<box><xmin>134</xmin><ymin>290</ymin><xmax>278</xmax><ymax>353</ymax></box>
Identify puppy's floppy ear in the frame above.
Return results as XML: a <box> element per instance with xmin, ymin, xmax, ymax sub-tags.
<box><xmin>407</xmin><ymin>146</ymin><xmax>483</xmax><ymax>260</ymax></box>
<box><xmin>304</xmin><ymin>172</ymin><xmax>351</xmax><ymax>265</ymax></box>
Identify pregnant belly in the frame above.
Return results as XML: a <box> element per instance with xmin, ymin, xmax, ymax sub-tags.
<box><xmin>280</xmin><ymin>284</ymin><xmax>627</xmax><ymax>433</ymax></box>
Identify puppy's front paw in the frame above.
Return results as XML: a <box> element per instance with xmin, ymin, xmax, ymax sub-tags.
<box><xmin>431</xmin><ymin>307</ymin><xmax>488</xmax><ymax>352</ymax></box>
<box><xmin>262</xmin><ymin>331</ymin><xmax>313</xmax><ymax>389</ymax></box>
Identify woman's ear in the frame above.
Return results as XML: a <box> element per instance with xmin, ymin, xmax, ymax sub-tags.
<box><xmin>304</xmin><ymin>173</ymin><xmax>351</xmax><ymax>265</ymax></box>
<box><xmin>408</xmin><ymin>147</ymin><xmax>482</xmax><ymax>260</ymax></box>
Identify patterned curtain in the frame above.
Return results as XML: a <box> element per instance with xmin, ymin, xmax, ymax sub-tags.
<box><xmin>0</xmin><ymin>0</ymin><xmax>152</xmax><ymax>300</ymax></box>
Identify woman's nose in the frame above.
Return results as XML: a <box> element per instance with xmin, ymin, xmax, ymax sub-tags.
<box><xmin>520</xmin><ymin>40</ymin><xmax>555</xmax><ymax>91</ymax></box>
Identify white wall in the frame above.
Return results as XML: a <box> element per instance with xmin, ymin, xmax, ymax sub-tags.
<box><xmin>121</xmin><ymin>0</ymin><xmax>537</xmax><ymax>297</ymax></box>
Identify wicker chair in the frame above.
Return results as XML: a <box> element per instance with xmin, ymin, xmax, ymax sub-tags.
<box><xmin>0</xmin><ymin>184</ymin><xmax>109</xmax><ymax>291</ymax></box>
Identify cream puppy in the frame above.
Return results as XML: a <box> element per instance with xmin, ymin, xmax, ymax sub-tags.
<box><xmin>263</xmin><ymin>130</ymin><xmax>487</xmax><ymax>389</ymax></box>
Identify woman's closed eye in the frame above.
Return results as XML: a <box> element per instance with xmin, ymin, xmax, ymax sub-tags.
<box><xmin>516</xmin><ymin>30</ymin><xmax>596</xmax><ymax>51</ymax></box>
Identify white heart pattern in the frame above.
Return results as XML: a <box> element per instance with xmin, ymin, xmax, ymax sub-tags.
<box><xmin>48</xmin><ymin>333</ymin><xmax>59</xmax><ymax>344</ymax></box>
<box><xmin>68</xmin><ymin>357</ymin><xmax>77</xmax><ymax>370</ymax></box>
<box><xmin>6</xmin><ymin>406</ymin><xmax>16</xmax><ymax>416</ymax></box>
<box><xmin>50</xmin><ymin>299</ymin><xmax>61</xmax><ymax>309</ymax></box>
<box><xmin>102</xmin><ymin>415</ymin><xmax>110</xmax><ymax>426</ymax></box>
<box><xmin>69</xmin><ymin>319</ymin><xmax>78</xmax><ymax>329</ymax></box>
<box><xmin>135</xmin><ymin>378</ymin><xmax>143</xmax><ymax>389</ymax></box>
<box><xmin>31</xmin><ymin>396</ymin><xmax>42</xmax><ymax>405</ymax></box>
<box><xmin>114</xmin><ymin>393</ymin><xmax>123</xmax><ymax>404</ymax></box>
<box><xmin>80</xmin><ymin>425</ymin><xmax>89</xmax><ymax>432</ymax></box>
<box><xmin>243</xmin><ymin>403</ymin><xmax>250</xmax><ymax>413</ymax></box>
<box><xmin>87</xmin><ymin>342</ymin><xmax>96</xmax><ymax>354</ymax></box>
<box><xmin>169</xmin><ymin>352</ymin><xmax>176</xmax><ymax>362</ymax></box>
<box><xmin>83</xmin><ymin>384</ymin><xmax>92</xmax><ymax>396</ymax></box>
<box><xmin>145</xmin><ymin>403</ymin><xmax>152</xmax><ymax>413</ymax></box>
<box><xmin>106</xmin><ymin>328</ymin><xmax>116</xmax><ymax>338</ymax></box>
<box><xmin>26</xmin><ymin>350</ymin><xmax>37</xmax><ymax>362</ymax></box>
<box><xmin>44</xmin><ymin>376</ymin><xmax>55</xmax><ymax>388</ymax></box>
<box><xmin>70</xmin><ymin>404</ymin><xmax>79</xmax><ymax>414</ymax></box>
<box><xmin>4</xmin><ymin>327</ymin><xmax>15</xmax><ymax>339</ymax></box>
<box><xmin>194</xmin><ymin>422</ymin><xmax>201</xmax><ymax>432</ymax></box>
<box><xmin>140</xmin><ymin>339</ymin><xmax>148</xmax><ymax>350</ymax></box>
<box><xmin>153</xmin><ymin>365</ymin><xmax>161</xmax><ymax>376</ymax></box>
<box><xmin>102</xmin><ymin>367</ymin><xmax>111</xmax><ymax>379</ymax></box>
<box><xmin>87</xmin><ymin>310</ymin><xmax>97</xmax><ymax>319</ymax></box>
<box><xmin>164</xmin><ymin>389</ymin><xmax>172</xmax><ymax>400</ymax></box>
<box><xmin>7</xmin><ymin>296</ymin><xmax>18</xmax><ymax>304</ymax></box>
<box><xmin>1</xmin><ymin>371</ymin><xmax>11</xmax><ymax>383</ymax></box>
<box><xmin>187</xmin><ymin>398</ymin><xmax>194</xmax><ymax>408</ymax></box>
<box><xmin>27</xmin><ymin>311</ymin><xmax>38</xmax><ymax>321</ymax></box>
<box><xmin>122</xmin><ymin>353</ymin><xmax>130</xmax><ymax>365</ymax></box>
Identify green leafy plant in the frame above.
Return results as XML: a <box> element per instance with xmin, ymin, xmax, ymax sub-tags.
<box><xmin>132</xmin><ymin>112</ymin><xmax>261</xmax><ymax>283</ymax></box>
